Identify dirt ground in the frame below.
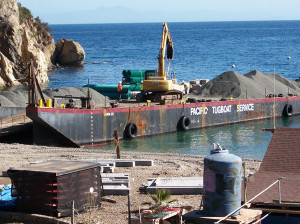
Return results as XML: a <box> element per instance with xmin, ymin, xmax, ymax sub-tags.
<box><xmin>0</xmin><ymin>143</ymin><xmax>261</xmax><ymax>224</ymax></box>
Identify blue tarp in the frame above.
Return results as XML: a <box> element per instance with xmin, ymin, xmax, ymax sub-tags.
<box><xmin>0</xmin><ymin>185</ymin><xmax>16</xmax><ymax>208</ymax></box>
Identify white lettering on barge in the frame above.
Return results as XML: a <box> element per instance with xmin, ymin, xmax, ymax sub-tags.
<box><xmin>191</xmin><ymin>107</ymin><xmax>208</xmax><ymax>115</ymax></box>
<box><xmin>212</xmin><ymin>105</ymin><xmax>232</xmax><ymax>114</ymax></box>
<box><xmin>237</xmin><ymin>104</ymin><xmax>254</xmax><ymax>112</ymax></box>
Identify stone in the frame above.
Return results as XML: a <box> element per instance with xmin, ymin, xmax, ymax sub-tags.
<box><xmin>0</xmin><ymin>0</ymin><xmax>56</xmax><ymax>88</ymax></box>
<box><xmin>0</xmin><ymin>52</ymin><xmax>21</xmax><ymax>87</ymax></box>
<box><xmin>54</xmin><ymin>39</ymin><xmax>85</xmax><ymax>66</ymax></box>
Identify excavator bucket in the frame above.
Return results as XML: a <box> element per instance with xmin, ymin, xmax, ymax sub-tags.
<box><xmin>166</xmin><ymin>42</ymin><xmax>174</xmax><ymax>60</ymax></box>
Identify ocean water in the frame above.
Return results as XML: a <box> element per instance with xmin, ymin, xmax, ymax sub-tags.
<box><xmin>48</xmin><ymin>21</ymin><xmax>300</xmax><ymax>159</ymax></box>
<box><xmin>92</xmin><ymin>115</ymin><xmax>300</xmax><ymax>160</ymax></box>
<box><xmin>48</xmin><ymin>21</ymin><xmax>300</xmax><ymax>88</ymax></box>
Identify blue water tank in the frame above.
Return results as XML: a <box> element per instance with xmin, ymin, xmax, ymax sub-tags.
<box><xmin>203</xmin><ymin>143</ymin><xmax>242</xmax><ymax>217</ymax></box>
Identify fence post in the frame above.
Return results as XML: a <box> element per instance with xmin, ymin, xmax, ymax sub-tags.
<box><xmin>127</xmin><ymin>191</ymin><xmax>131</xmax><ymax>224</ymax></box>
<box><xmin>71</xmin><ymin>200</ymin><xmax>75</xmax><ymax>224</ymax></box>
<box><xmin>243</xmin><ymin>162</ymin><xmax>247</xmax><ymax>203</ymax></box>
<box><xmin>278</xmin><ymin>178</ymin><xmax>282</xmax><ymax>204</ymax></box>
<box><xmin>114</xmin><ymin>130</ymin><xmax>121</xmax><ymax>159</ymax></box>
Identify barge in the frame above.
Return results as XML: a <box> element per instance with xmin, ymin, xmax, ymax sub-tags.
<box><xmin>26</xmin><ymin>96</ymin><xmax>300</xmax><ymax>147</ymax></box>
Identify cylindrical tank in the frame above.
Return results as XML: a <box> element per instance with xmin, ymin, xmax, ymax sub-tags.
<box><xmin>203</xmin><ymin>144</ymin><xmax>242</xmax><ymax>217</ymax></box>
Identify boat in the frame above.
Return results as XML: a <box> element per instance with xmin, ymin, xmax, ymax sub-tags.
<box><xmin>26</xmin><ymin>94</ymin><xmax>300</xmax><ymax>147</ymax></box>
<box><xmin>24</xmin><ymin>21</ymin><xmax>300</xmax><ymax>147</ymax></box>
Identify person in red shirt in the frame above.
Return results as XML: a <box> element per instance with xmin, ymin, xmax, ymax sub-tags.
<box><xmin>117</xmin><ymin>81</ymin><xmax>123</xmax><ymax>100</ymax></box>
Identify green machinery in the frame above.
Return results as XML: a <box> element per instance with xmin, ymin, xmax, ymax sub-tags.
<box><xmin>85</xmin><ymin>70</ymin><xmax>157</xmax><ymax>100</ymax></box>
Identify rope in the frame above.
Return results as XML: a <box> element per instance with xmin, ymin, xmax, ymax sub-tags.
<box><xmin>252</xmin><ymin>212</ymin><xmax>271</xmax><ymax>224</ymax></box>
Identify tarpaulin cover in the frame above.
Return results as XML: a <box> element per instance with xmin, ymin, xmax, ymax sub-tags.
<box><xmin>0</xmin><ymin>185</ymin><xmax>16</xmax><ymax>208</ymax></box>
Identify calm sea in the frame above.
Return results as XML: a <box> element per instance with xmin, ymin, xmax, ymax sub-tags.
<box><xmin>48</xmin><ymin>21</ymin><xmax>300</xmax><ymax>159</ymax></box>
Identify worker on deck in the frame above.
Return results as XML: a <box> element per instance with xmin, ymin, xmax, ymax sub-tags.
<box><xmin>66</xmin><ymin>99</ymin><xmax>75</xmax><ymax>108</ymax></box>
<box><xmin>117</xmin><ymin>81</ymin><xmax>123</xmax><ymax>100</ymax></box>
<box><xmin>182</xmin><ymin>80</ymin><xmax>189</xmax><ymax>95</ymax></box>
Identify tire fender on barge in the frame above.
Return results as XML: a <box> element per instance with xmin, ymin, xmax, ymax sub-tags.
<box><xmin>282</xmin><ymin>104</ymin><xmax>293</xmax><ymax>117</ymax></box>
<box><xmin>177</xmin><ymin>116</ymin><xmax>191</xmax><ymax>131</ymax></box>
<box><xmin>124</xmin><ymin>123</ymin><xmax>138</xmax><ymax>139</ymax></box>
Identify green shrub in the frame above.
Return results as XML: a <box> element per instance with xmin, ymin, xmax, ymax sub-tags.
<box><xmin>17</xmin><ymin>3</ymin><xmax>52</xmax><ymax>45</ymax></box>
<box><xmin>18</xmin><ymin>3</ymin><xmax>32</xmax><ymax>24</ymax></box>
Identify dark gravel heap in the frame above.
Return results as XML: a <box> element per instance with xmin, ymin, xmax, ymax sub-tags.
<box><xmin>196</xmin><ymin>70</ymin><xmax>300</xmax><ymax>99</ymax></box>
<box><xmin>0</xmin><ymin>87</ymin><xmax>107</xmax><ymax>107</ymax></box>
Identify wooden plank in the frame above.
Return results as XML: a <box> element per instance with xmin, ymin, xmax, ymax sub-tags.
<box><xmin>183</xmin><ymin>209</ymin><xmax>262</xmax><ymax>224</ymax></box>
<box><xmin>255</xmin><ymin>208</ymin><xmax>300</xmax><ymax>215</ymax></box>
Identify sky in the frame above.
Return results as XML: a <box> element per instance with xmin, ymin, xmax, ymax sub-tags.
<box><xmin>17</xmin><ymin>0</ymin><xmax>300</xmax><ymax>24</ymax></box>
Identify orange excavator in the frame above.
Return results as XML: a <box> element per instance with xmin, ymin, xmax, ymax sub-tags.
<box><xmin>136</xmin><ymin>22</ymin><xmax>183</xmax><ymax>103</ymax></box>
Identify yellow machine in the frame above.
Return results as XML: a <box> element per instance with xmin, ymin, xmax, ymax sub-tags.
<box><xmin>137</xmin><ymin>22</ymin><xmax>183</xmax><ymax>103</ymax></box>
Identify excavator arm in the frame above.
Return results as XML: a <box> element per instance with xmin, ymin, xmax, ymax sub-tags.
<box><xmin>138</xmin><ymin>22</ymin><xmax>183</xmax><ymax>103</ymax></box>
<box><xmin>158</xmin><ymin>22</ymin><xmax>174</xmax><ymax>77</ymax></box>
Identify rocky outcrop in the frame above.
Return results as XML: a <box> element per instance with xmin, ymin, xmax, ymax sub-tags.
<box><xmin>53</xmin><ymin>39</ymin><xmax>85</xmax><ymax>66</ymax></box>
<box><xmin>0</xmin><ymin>52</ymin><xmax>21</xmax><ymax>87</ymax></box>
<box><xmin>0</xmin><ymin>0</ymin><xmax>55</xmax><ymax>88</ymax></box>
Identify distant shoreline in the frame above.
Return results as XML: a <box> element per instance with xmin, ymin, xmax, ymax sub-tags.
<box><xmin>48</xmin><ymin>19</ymin><xmax>300</xmax><ymax>26</ymax></box>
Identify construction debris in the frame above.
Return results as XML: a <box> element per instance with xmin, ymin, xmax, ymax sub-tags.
<box><xmin>102</xmin><ymin>173</ymin><xmax>130</xmax><ymax>196</ymax></box>
<box><xmin>143</xmin><ymin>177</ymin><xmax>203</xmax><ymax>195</ymax></box>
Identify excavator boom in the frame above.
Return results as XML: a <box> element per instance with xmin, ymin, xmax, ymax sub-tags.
<box><xmin>138</xmin><ymin>22</ymin><xmax>183</xmax><ymax>103</ymax></box>
<box><xmin>158</xmin><ymin>22</ymin><xmax>174</xmax><ymax>77</ymax></box>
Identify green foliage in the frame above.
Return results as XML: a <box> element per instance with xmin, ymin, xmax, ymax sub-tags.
<box><xmin>17</xmin><ymin>3</ymin><xmax>52</xmax><ymax>46</ymax></box>
<box><xmin>35</xmin><ymin>16</ymin><xmax>50</xmax><ymax>33</ymax></box>
<box><xmin>144</xmin><ymin>189</ymin><xmax>177</xmax><ymax>208</ymax></box>
<box><xmin>18</xmin><ymin>3</ymin><xmax>32</xmax><ymax>24</ymax></box>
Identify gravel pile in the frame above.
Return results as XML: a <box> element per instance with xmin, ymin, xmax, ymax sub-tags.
<box><xmin>0</xmin><ymin>87</ymin><xmax>107</xmax><ymax>107</ymax></box>
<box><xmin>196</xmin><ymin>70</ymin><xmax>300</xmax><ymax>99</ymax></box>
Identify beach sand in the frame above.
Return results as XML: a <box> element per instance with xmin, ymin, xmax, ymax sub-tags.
<box><xmin>0</xmin><ymin>143</ymin><xmax>261</xmax><ymax>224</ymax></box>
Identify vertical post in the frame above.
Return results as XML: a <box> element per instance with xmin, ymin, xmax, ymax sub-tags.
<box><xmin>243</xmin><ymin>162</ymin><xmax>247</xmax><ymax>203</ymax></box>
<box><xmin>87</xmin><ymin>78</ymin><xmax>91</xmax><ymax>109</ymax></box>
<box><xmin>278</xmin><ymin>178</ymin><xmax>281</xmax><ymax>204</ymax></box>
<box><xmin>128</xmin><ymin>191</ymin><xmax>131</xmax><ymax>224</ymax></box>
<box><xmin>139</xmin><ymin>206</ymin><xmax>142</xmax><ymax>223</ymax></box>
<box><xmin>114</xmin><ymin>130</ymin><xmax>121</xmax><ymax>159</ymax></box>
<box><xmin>71</xmin><ymin>200</ymin><xmax>75</xmax><ymax>224</ymax></box>
<box><xmin>265</xmin><ymin>88</ymin><xmax>266</xmax><ymax>98</ymax></box>
<box><xmin>246</xmin><ymin>90</ymin><xmax>247</xmax><ymax>99</ymax></box>
<box><xmin>273</xmin><ymin>69</ymin><xmax>276</xmax><ymax>129</ymax></box>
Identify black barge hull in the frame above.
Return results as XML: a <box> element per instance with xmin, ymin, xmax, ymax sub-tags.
<box><xmin>26</xmin><ymin>97</ymin><xmax>300</xmax><ymax>147</ymax></box>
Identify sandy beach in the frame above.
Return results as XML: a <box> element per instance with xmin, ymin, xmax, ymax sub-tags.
<box><xmin>0</xmin><ymin>143</ymin><xmax>261</xmax><ymax>224</ymax></box>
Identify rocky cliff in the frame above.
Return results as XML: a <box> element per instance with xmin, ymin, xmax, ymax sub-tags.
<box><xmin>0</xmin><ymin>0</ymin><xmax>85</xmax><ymax>89</ymax></box>
<box><xmin>0</xmin><ymin>0</ymin><xmax>55</xmax><ymax>88</ymax></box>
